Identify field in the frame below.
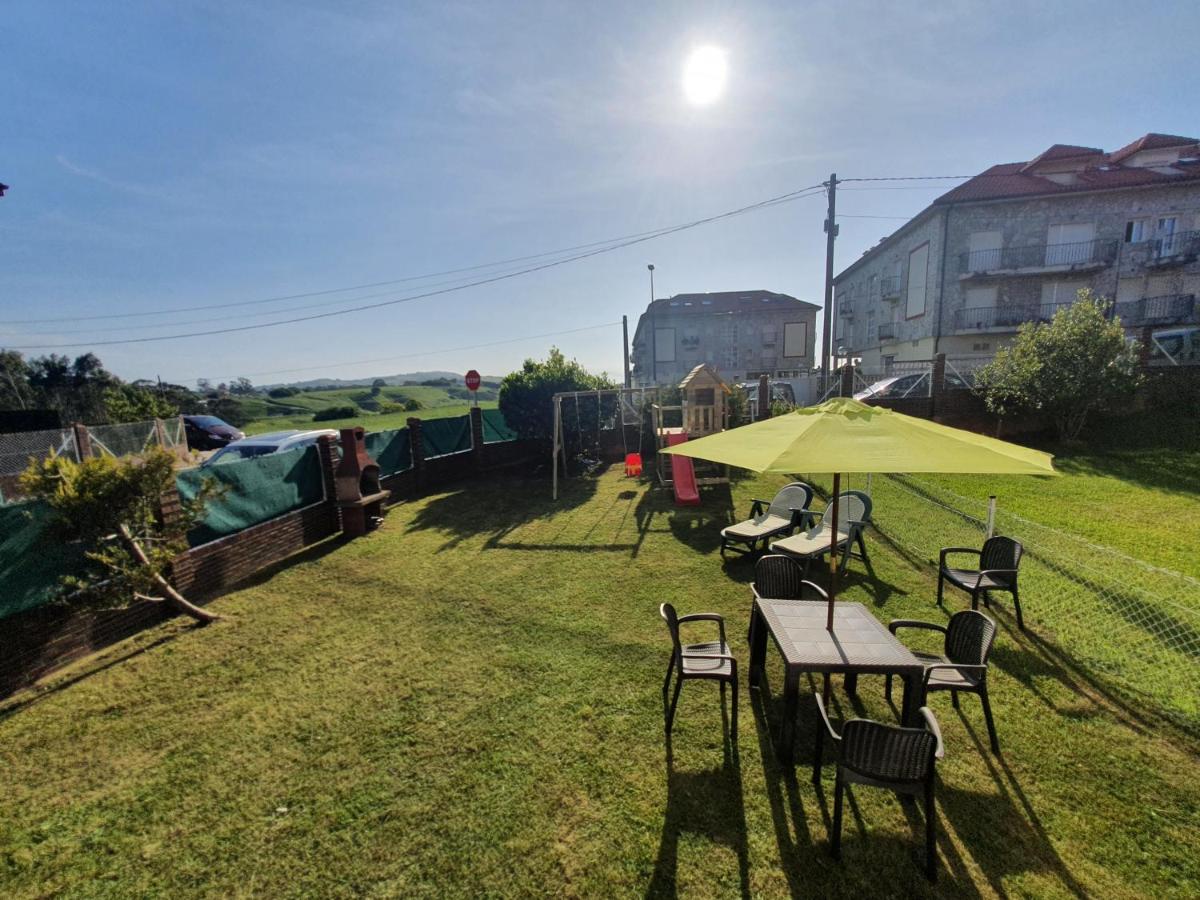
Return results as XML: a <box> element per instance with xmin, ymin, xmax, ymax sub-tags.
<box><xmin>2</xmin><ymin>454</ymin><xmax>1197</xmax><ymax>898</ymax></box>
<box><xmin>237</xmin><ymin>384</ymin><xmax>498</xmax><ymax>436</ymax></box>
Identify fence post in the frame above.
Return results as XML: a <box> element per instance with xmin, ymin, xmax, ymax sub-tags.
<box><xmin>931</xmin><ymin>353</ymin><xmax>947</xmax><ymax>418</ymax></box>
<box><xmin>154</xmin><ymin>417</ymin><xmax>167</xmax><ymax>449</ymax></box>
<box><xmin>71</xmin><ymin>422</ymin><xmax>91</xmax><ymax>460</ymax></box>
<box><xmin>469</xmin><ymin>406</ymin><xmax>484</xmax><ymax>472</ymax></box>
<box><xmin>985</xmin><ymin>495</ymin><xmax>997</xmax><ymax>539</ymax></box>
<box><xmin>407</xmin><ymin>417</ymin><xmax>425</xmax><ymax>489</ymax></box>
<box><xmin>839</xmin><ymin>364</ymin><xmax>854</xmax><ymax>398</ymax></box>
<box><xmin>757</xmin><ymin>375</ymin><xmax>770</xmax><ymax>421</ymax></box>
<box><xmin>315</xmin><ymin>434</ymin><xmax>341</xmax><ymax>533</ymax></box>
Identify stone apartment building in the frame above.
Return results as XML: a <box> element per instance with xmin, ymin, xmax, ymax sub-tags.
<box><xmin>834</xmin><ymin>133</ymin><xmax>1200</xmax><ymax>371</ymax></box>
<box><xmin>630</xmin><ymin>290</ymin><xmax>819</xmax><ymax>386</ymax></box>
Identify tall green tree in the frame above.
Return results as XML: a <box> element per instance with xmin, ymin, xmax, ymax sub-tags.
<box><xmin>0</xmin><ymin>349</ymin><xmax>31</xmax><ymax>409</ymax></box>
<box><xmin>498</xmin><ymin>348</ymin><xmax>614</xmax><ymax>448</ymax></box>
<box><xmin>975</xmin><ymin>290</ymin><xmax>1141</xmax><ymax>441</ymax></box>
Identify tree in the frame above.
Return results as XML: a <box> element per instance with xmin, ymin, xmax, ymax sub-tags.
<box><xmin>25</xmin><ymin>352</ymin><xmax>116</xmax><ymax>422</ymax></box>
<box><xmin>498</xmin><ymin>348</ymin><xmax>614</xmax><ymax>447</ymax></box>
<box><xmin>974</xmin><ymin>290</ymin><xmax>1141</xmax><ymax>441</ymax></box>
<box><xmin>403</xmin><ymin>397</ymin><xmax>423</xmax><ymax>411</ymax></box>
<box><xmin>103</xmin><ymin>384</ymin><xmax>179</xmax><ymax>423</ymax></box>
<box><xmin>19</xmin><ymin>448</ymin><xmax>219</xmax><ymax>623</ymax></box>
<box><xmin>0</xmin><ymin>349</ymin><xmax>31</xmax><ymax>409</ymax></box>
<box><xmin>229</xmin><ymin>377</ymin><xmax>256</xmax><ymax>396</ymax></box>
<box><xmin>370</xmin><ymin>378</ymin><xmax>387</xmax><ymax>397</ymax></box>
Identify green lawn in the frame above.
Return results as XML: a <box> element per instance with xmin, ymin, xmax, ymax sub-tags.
<box><xmin>1</xmin><ymin>466</ymin><xmax>1197</xmax><ymax>898</ymax></box>
<box><xmin>242</xmin><ymin>401</ymin><xmax>496</xmax><ymax>436</ymax></box>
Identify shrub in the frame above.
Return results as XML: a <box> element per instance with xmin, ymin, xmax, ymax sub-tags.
<box><xmin>974</xmin><ymin>290</ymin><xmax>1141</xmax><ymax>441</ymax></box>
<box><xmin>313</xmin><ymin>405</ymin><xmax>357</xmax><ymax>422</ymax></box>
<box><xmin>403</xmin><ymin>398</ymin><xmax>423</xmax><ymax>412</ymax></box>
<box><xmin>268</xmin><ymin>386</ymin><xmax>300</xmax><ymax>398</ymax></box>
<box><xmin>498</xmin><ymin>348</ymin><xmax>614</xmax><ymax>446</ymax></box>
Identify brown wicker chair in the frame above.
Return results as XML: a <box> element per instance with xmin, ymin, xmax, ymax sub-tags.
<box><xmin>938</xmin><ymin>536</ymin><xmax>1024</xmax><ymax>630</ymax></box>
<box><xmin>660</xmin><ymin>603</ymin><xmax>738</xmax><ymax>736</ymax></box>
<box><xmin>751</xmin><ymin>554</ymin><xmax>828</xmax><ymax>602</ymax></box>
<box><xmin>887</xmin><ymin>610</ymin><xmax>1000</xmax><ymax>753</ymax></box>
<box><xmin>813</xmin><ymin>692</ymin><xmax>945</xmax><ymax>881</ymax></box>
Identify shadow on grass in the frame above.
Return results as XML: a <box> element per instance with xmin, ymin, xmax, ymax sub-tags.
<box><xmin>632</xmin><ymin>480</ymin><xmax>736</xmax><ymax>560</ymax></box>
<box><xmin>646</xmin><ymin>705</ymin><xmax>748</xmax><ymax>898</ymax></box>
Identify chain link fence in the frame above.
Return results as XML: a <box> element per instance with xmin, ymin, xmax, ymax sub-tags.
<box><xmin>85</xmin><ymin>417</ymin><xmax>187</xmax><ymax>459</ymax></box>
<box><xmin>866</xmin><ymin>473</ymin><xmax>1200</xmax><ymax>734</ymax></box>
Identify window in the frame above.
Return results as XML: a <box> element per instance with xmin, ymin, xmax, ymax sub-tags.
<box><xmin>965</xmin><ymin>286</ymin><xmax>998</xmax><ymax>309</ymax></box>
<box><xmin>1045</xmin><ymin>223</ymin><xmax>1095</xmax><ymax>264</ymax></box>
<box><xmin>783</xmin><ymin>322</ymin><xmax>809</xmax><ymax>358</ymax></box>
<box><xmin>654</xmin><ymin>328</ymin><xmax>676</xmax><ymax>362</ymax></box>
<box><xmin>1157</xmin><ymin>217</ymin><xmax>1179</xmax><ymax>256</ymax></box>
<box><xmin>967</xmin><ymin>231</ymin><xmax>1002</xmax><ymax>271</ymax></box>
<box><xmin>906</xmin><ymin>243</ymin><xmax>929</xmax><ymax>318</ymax></box>
<box><xmin>1125</xmin><ymin>219</ymin><xmax>1151</xmax><ymax>243</ymax></box>
<box><xmin>1041</xmin><ymin>281</ymin><xmax>1084</xmax><ymax>305</ymax></box>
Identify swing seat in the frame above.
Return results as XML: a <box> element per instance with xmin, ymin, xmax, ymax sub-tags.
<box><xmin>624</xmin><ymin>452</ymin><xmax>643</xmax><ymax>476</ymax></box>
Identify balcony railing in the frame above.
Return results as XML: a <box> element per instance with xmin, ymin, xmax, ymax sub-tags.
<box><xmin>877</xmin><ymin>322</ymin><xmax>897</xmax><ymax>340</ymax></box>
<box><xmin>960</xmin><ymin>239</ymin><xmax>1118</xmax><ymax>274</ymax></box>
<box><xmin>1144</xmin><ymin>230</ymin><xmax>1200</xmax><ymax>265</ymax></box>
<box><xmin>837</xmin><ymin>302</ymin><xmax>854</xmax><ymax>318</ymax></box>
<box><xmin>954</xmin><ymin>302</ymin><xmax>1072</xmax><ymax>331</ymax></box>
<box><xmin>1114</xmin><ymin>294</ymin><xmax>1196</xmax><ymax>326</ymax></box>
<box><xmin>879</xmin><ymin>274</ymin><xmax>902</xmax><ymax>299</ymax></box>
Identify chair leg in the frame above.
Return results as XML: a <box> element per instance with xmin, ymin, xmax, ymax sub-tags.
<box><xmin>662</xmin><ymin>655</ymin><xmax>675</xmax><ymax>698</ymax></box>
<box><xmin>730</xmin><ymin>675</ymin><xmax>738</xmax><ymax>738</ymax></box>
<box><xmin>936</xmin><ymin>571</ymin><xmax>945</xmax><ymax>606</ymax></box>
<box><xmin>885</xmin><ymin>673</ymin><xmax>893</xmax><ymax>702</ymax></box>
<box><xmin>924</xmin><ymin>779</ymin><xmax>938</xmax><ymax>882</ymax></box>
<box><xmin>1012</xmin><ymin>585</ymin><xmax>1025</xmax><ymax>631</ymax></box>
<box><xmin>971</xmin><ymin>589</ymin><xmax>980</xmax><ymax>611</ymax></box>
<box><xmin>720</xmin><ymin>536</ymin><xmax>726</xmax><ymax>557</ymax></box>
<box><xmin>950</xmin><ymin>689</ymin><xmax>959</xmax><ymax>710</ymax></box>
<box><xmin>666</xmin><ymin>673</ymin><xmax>684</xmax><ymax>733</ymax></box>
<box><xmin>980</xmin><ymin>685</ymin><xmax>1000</xmax><ymax>754</ymax></box>
<box><xmin>813</xmin><ymin>718</ymin><xmax>824</xmax><ymax>784</ymax></box>
<box><xmin>831</xmin><ymin>773</ymin><xmax>844</xmax><ymax>860</ymax></box>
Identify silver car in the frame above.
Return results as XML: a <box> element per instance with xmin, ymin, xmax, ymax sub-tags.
<box><xmin>201</xmin><ymin>429</ymin><xmax>338</xmax><ymax>467</ymax></box>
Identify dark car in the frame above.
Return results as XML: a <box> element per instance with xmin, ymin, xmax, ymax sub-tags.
<box><xmin>183</xmin><ymin>415</ymin><xmax>244</xmax><ymax>450</ymax></box>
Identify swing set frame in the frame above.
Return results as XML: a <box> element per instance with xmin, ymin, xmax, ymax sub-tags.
<box><xmin>551</xmin><ymin>387</ymin><xmax>659</xmax><ymax>500</ymax></box>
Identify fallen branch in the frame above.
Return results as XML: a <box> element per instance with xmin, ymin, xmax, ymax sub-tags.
<box><xmin>118</xmin><ymin>524</ymin><xmax>219</xmax><ymax>624</ymax></box>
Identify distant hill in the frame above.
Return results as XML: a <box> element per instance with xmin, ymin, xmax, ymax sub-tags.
<box><xmin>262</xmin><ymin>371</ymin><xmax>505</xmax><ymax>390</ymax></box>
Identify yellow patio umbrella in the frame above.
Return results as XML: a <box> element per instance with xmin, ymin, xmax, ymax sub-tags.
<box><xmin>660</xmin><ymin>397</ymin><xmax>1056</xmax><ymax>628</ymax></box>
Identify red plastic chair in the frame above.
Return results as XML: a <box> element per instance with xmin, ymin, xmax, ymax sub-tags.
<box><xmin>624</xmin><ymin>452</ymin><xmax>643</xmax><ymax>476</ymax></box>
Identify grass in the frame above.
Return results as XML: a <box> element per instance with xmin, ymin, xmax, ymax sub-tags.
<box><xmin>243</xmin><ymin>401</ymin><xmax>496</xmax><ymax>436</ymax></box>
<box><xmin>1</xmin><ymin>467</ymin><xmax>1198</xmax><ymax>898</ymax></box>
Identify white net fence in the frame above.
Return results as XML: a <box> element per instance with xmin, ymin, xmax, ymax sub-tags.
<box><xmin>867</xmin><ymin>474</ymin><xmax>1200</xmax><ymax>733</ymax></box>
<box><xmin>85</xmin><ymin>417</ymin><xmax>187</xmax><ymax>459</ymax></box>
<box><xmin>0</xmin><ymin>428</ymin><xmax>77</xmax><ymax>476</ymax></box>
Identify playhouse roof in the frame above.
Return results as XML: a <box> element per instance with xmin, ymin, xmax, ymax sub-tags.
<box><xmin>678</xmin><ymin>363</ymin><xmax>731</xmax><ymax>393</ymax></box>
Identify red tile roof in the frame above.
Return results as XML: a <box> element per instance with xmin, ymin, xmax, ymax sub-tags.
<box><xmin>934</xmin><ymin>133</ymin><xmax>1200</xmax><ymax>205</ymax></box>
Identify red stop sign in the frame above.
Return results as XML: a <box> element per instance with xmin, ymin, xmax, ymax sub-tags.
<box><xmin>465</xmin><ymin>369</ymin><xmax>481</xmax><ymax>392</ymax></box>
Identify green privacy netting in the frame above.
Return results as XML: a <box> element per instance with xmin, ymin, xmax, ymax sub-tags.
<box><xmin>177</xmin><ymin>445</ymin><xmax>325</xmax><ymax>546</ymax></box>
<box><xmin>0</xmin><ymin>501</ymin><xmax>86</xmax><ymax>621</ymax></box>
<box><xmin>364</xmin><ymin>428</ymin><xmax>413</xmax><ymax>477</ymax></box>
<box><xmin>421</xmin><ymin>415</ymin><xmax>472</xmax><ymax>459</ymax></box>
<box><xmin>481</xmin><ymin>408</ymin><xmax>518</xmax><ymax>444</ymax></box>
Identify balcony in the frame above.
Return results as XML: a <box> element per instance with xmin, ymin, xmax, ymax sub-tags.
<box><xmin>837</xmin><ymin>302</ymin><xmax>854</xmax><ymax>318</ymax></box>
<box><xmin>877</xmin><ymin>322</ymin><xmax>897</xmax><ymax>341</ymax></box>
<box><xmin>1113</xmin><ymin>294</ymin><xmax>1197</xmax><ymax>327</ymax></box>
<box><xmin>954</xmin><ymin>302</ymin><xmax>1072</xmax><ymax>332</ymax></box>
<box><xmin>1133</xmin><ymin>230</ymin><xmax>1200</xmax><ymax>270</ymax></box>
<box><xmin>959</xmin><ymin>239</ymin><xmax>1118</xmax><ymax>277</ymax></box>
<box><xmin>880</xmin><ymin>275</ymin><xmax>902</xmax><ymax>300</ymax></box>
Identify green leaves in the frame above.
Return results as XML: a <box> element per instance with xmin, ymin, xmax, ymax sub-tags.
<box><xmin>975</xmin><ymin>291</ymin><xmax>1141</xmax><ymax>441</ymax></box>
<box><xmin>497</xmin><ymin>348</ymin><xmax>615</xmax><ymax>443</ymax></box>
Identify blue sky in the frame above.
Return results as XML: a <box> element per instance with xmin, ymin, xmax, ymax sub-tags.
<box><xmin>2</xmin><ymin>1</ymin><xmax>1196</xmax><ymax>386</ymax></box>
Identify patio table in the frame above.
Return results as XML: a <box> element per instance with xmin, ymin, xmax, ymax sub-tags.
<box><xmin>748</xmin><ymin>598</ymin><xmax>925</xmax><ymax>763</ymax></box>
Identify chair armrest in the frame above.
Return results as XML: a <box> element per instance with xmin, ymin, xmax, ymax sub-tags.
<box><xmin>750</xmin><ymin>499</ymin><xmax>772</xmax><ymax>517</ymax></box>
<box><xmin>789</xmin><ymin>508</ymin><xmax>816</xmax><ymax>529</ymax></box>
<box><xmin>889</xmin><ymin>619</ymin><xmax>948</xmax><ymax>636</ymax></box>
<box><xmin>920</xmin><ymin>707</ymin><xmax>945</xmax><ymax>760</ymax></box>
<box><xmin>678</xmin><ymin>613</ymin><xmax>726</xmax><ymax>644</ymax></box>
<box><xmin>813</xmin><ymin>692</ymin><xmax>841</xmax><ymax>742</ymax></box>
<box><xmin>939</xmin><ymin>547</ymin><xmax>982</xmax><ymax>568</ymax></box>
<box><xmin>922</xmin><ymin>662</ymin><xmax>987</xmax><ymax>687</ymax></box>
<box><xmin>976</xmin><ymin>568</ymin><xmax>1019</xmax><ymax>587</ymax></box>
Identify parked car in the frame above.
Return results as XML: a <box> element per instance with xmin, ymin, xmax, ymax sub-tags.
<box><xmin>201</xmin><ymin>429</ymin><xmax>337</xmax><ymax>467</ymax></box>
<box><xmin>853</xmin><ymin>371</ymin><xmax>970</xmax><ymax>401</ymax></box>
<box><xmin>183</xmin><ymin>415</ymin><xmax>244</xmax><ymax>450</ymax></box>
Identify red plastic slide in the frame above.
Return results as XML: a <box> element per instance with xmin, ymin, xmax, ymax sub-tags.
<box><xmin>667</xmin><ymin>432</ymin><xmax>701</xmax><ymax>506</ymax></box>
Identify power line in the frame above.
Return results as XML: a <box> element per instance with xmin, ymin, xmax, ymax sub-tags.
<box><xmin>8</xmin><ymin>184</ymin><xmax>827</xmax><ymax>350</ymax></box>
<box><xmin>838</xmin><ymin>175</ymin><xmax>973</xmax><ymax>182</ymax></box>
<box><xmin>194</xmin><ymin>321</ymin><xmax>622</xmax><ymax>382</ymax></box>
<box><xmin>1</xmin><ymin>185</ymin><xmax>823</xmax><ymax>328</ymax></box>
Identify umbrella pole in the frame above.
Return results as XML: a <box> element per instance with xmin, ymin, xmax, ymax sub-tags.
<box><xmin>827</xmin><ymin>473</ymin><xmax>840</xmax><ymax>631</ymax></box>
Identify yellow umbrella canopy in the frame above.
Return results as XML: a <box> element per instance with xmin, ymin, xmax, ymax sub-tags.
<box><xmin>660</xmin><ymin>397</ymin><xmax>1056</xmax><ymax>475</ymax></box>
<box><xmin>660</xmin><ymin>397</ymin><xmax>1055</xmax><ymax>629</ymax></box>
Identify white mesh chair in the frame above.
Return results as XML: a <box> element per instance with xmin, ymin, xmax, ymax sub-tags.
<box><xmin>769</xmin><ymin>490</ymin><xmax>872</xmax><ymax>576</ymax></box>
<box><xmin>719</xmin><ymin>482</ymin><xmax>814</xmax><ymax>558</ymax></box>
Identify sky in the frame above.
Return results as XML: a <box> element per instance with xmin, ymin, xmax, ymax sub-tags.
<box><xmin>2</xmin><ymin>0</ymin><xmax>1197</xmax><ymax>387</ymax></box>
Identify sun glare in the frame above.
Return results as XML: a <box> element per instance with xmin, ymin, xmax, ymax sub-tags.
<box><xmin>682</xmin><ymin>45</ymin><xmax>728</xmax><ymax>106</ymax></box>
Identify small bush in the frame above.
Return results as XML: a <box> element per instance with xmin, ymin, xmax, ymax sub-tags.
<box><xmin>377</xmin><ymin>401</ymin><xmax>406</xmax><ymax>414</ymax></box>
<box><xmin>313</xmin><ymin>405</ymin><xmax>357</xmax><ymax>422</ymax></box>
<box><xmin>403</xmin><ymin>398</ymin><xmax>423</xmax><ymax>411</ymax></box>
<box><xmin>268</xmin><ymin>386</ymin><xmax>300</xmax><ymax>398</ymax></box>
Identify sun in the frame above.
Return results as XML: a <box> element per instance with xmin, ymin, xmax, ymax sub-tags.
<box><xmin>682</xmin><ymin>45</ymin><xmax>728</xmax><ymax>106</ymax></box>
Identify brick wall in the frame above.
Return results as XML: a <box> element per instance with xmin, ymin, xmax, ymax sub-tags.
<box><xmin>0</xmin><ymin>415</ymin><xmax>539</xmax><ymax>698</ymax></box>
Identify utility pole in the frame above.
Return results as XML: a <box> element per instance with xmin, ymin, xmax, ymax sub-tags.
<box><xmin>621</xmin><ymin>315</ymin><xmax>631</xmax><ymax>388</ymax></box>
<box><xmin>648</xmin><ymin>264</ymin><xmax>657</xmax><ymax>383</ymax></box>
<box><xmin>820</xmin><ymin>173</ymin><xmax>838</xmax><ymax>394</ymax></box>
